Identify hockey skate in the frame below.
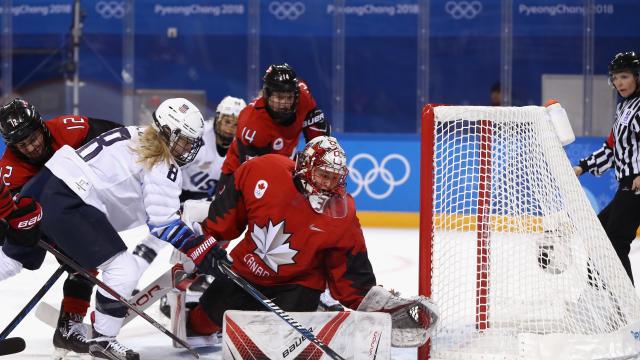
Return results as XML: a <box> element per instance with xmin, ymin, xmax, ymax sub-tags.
<box><xmin>87</xmin><ymin>329</ymin><xmax>139</xmax><ymax>360</ymax></box>
<box><xmin>52</xmin><ymin>310</ymin><xmax>90</xmax><ymax>359</ymax></box>
<box><xmin>160</xmin><ymin>266</ymin><xmax>212</xmax><ymax>318</ymax></box>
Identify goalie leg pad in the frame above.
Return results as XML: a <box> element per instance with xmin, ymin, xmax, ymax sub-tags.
<box><xmin>357</xmin><ymin>286</ymin><xmax>439</xmax><ymax>347</ymax></box>
<box><xmin>223</xmin><ymin>310</ymin><xmax>391</xmax><ymax>359</ymax></box>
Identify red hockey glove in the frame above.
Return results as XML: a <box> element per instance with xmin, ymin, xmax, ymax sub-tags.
<box><xmin>183</xmin><ymin>235</ymin><xmax>232</xmax><ymax>279</ymax></box>
<box><xmin>5</xmin><ymin>196</ymin><xmax>43</xmax><ymax>247</ymax></box>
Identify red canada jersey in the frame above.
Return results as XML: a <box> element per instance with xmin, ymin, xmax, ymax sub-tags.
<box><xmin>202</xmin><ymin>154</ymin><xmax>376</xmax><ymax>309</ymax></box>
<box><xmin>0</xmin><ymin>115</ymin><xmax>90</xmax><ymax>190</ymax></box>
<box><xmin>221</xmin><ymin>81</ymin><xmax>318</xmax><ymax>174</ymax></box>
<box><xmin>0</xmin><ymin>182</ymin><xmax>13</xmax><ymax>218</ymax></box>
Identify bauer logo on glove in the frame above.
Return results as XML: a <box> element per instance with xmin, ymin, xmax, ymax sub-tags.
<box><xmin>5</xmin><ymin>196</ymin><xmax>43</xmax><ymax>247</ymax></box>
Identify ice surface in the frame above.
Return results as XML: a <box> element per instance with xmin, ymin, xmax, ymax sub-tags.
<box><xmin>0</xmin><ymin>226</ymin><xmax>419</xmax><ymax>359</ymax></box>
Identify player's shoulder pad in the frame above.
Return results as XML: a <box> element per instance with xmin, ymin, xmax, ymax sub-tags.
<box><xmin>47</xmin><ymin>115</ymin><xmax>89</xmax><ymax>128</ymax></box>
<box><xmin>236</xmin><ymin>154</ymin><xmax>293</xmax><ymax>183</ymax></box>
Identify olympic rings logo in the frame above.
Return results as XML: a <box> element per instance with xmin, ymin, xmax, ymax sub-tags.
<box><xmin>268</xmin><ymin>1</ymin><xmax>305</xmax><ymax>20</ymax></box>
<box><xmin>445</xmin><ymin>1</ymin><xmax>482</xmax><ymax>20</ymax></box>
<box><xmin>95</xmin><ymin>1</ymin><xmax>125</xmax><ymax>19</ymax></box>
<box><xmin>348</xmin><ymin>153</ymin><xmax>411</xmax><ymax>200</ymax></box>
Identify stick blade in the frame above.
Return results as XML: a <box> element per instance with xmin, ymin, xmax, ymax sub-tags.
<box><xmin>0</xmin><ymin>337</ymin><xmax>26</xmax><ymax>356</ymax></box>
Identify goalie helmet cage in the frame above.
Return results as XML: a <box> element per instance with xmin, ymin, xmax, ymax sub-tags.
<box><xmin>418</xmin><ymin>104</ymin><xmax>640</xmax><ymax>360</ymax></box>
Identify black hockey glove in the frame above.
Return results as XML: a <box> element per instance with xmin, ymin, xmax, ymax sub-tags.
<box><xmin>183</xmin><ymin>235</ymin><xmax>232</xmax><ymax>279</ymax></box>
<box><xmin>5</xmin><ymin>196</ymin><xmax>42</xmax><ymax>247</ymax></box>
<box><xmin>302</xmin><ymin>108</ymin><xmax>330</xmax><ymax>142</ymax></box>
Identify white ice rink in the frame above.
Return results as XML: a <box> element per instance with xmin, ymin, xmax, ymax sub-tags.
<box><xmin>4</xmin><ymin>226</ymin><xmax>640</xmax><ymax>359</ymax></box>
<box><xmin>0</xmin><ymin>226</ymin><xmax>422</xmax><ymax>359</ymax></box>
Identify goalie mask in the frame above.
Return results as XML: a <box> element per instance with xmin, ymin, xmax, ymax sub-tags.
<box><xmin>214</xmin><ymin>96</ymin><xmax>245</xmax><ymax>148</ymax></box>
<box><xmin>152</xmin><ymin>98</ymin><xmax>205</xmax><ymax>166</ymax></box>
<box><xmin>0</xmin><ymin>98</ymin><xmax>52</xmax><ymax>164</ymax></box>
<box><xmin>295</xmin><ymin>136</ymin><xmax>348</xmax><ymax>217</ymax></box>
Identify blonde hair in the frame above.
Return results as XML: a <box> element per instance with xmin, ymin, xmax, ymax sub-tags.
<box><xmin>132</xmin><ymin>126</ymin><xmax>173</xmax><ymax>169</ymax></box>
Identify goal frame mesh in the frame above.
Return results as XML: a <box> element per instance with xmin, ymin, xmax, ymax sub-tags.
<box><xmin>418</xmin><ymin>104</ymin><xmax>640</xmax><ymax>360</ymax></box>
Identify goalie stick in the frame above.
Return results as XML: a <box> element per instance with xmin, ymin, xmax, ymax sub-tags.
<box><xmin>218</xmin><ymin>262</ymin><xmax>346</xmax><ymax>360</ymax></box>
<box><xmin>37</xmin><ymin>240</ymin><xmax>200</xmax><ymax>359</ymax></box>
<box><xmin>36</xmin><ymin>266</ymin><xmax>174</xmax><ymax>329</ymax></box>
<box><xmin>0</xmin><ymin>337</ymin><xmax>25</xmax><ymax>356</ymax></box>
<box><xmin>0</xmin><ymin>265</ymin><xmax>65</xmax><ymax>340</ymax></box>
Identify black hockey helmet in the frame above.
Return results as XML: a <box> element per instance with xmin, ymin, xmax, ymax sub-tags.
<box><xmin>0</xmin><ymin>98</ymin><xmax>52</xmax><ymax>163</ymax></box>
<box><xmin>608</xmin><ymin>51</ymin><xmax>640</xmax><ymax>75</ymax></box>
<box><xmin>263</xmin><ymin>63</ymin><xmax>299</xmax><ymax>125</ymax></box>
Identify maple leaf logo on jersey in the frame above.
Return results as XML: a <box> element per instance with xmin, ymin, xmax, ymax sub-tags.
<box><xmin>251</xmin><ymin>220</ymin><xmax>297</xmax><ymax>273</ymax></box>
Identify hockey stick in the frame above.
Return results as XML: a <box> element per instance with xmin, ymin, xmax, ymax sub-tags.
<box><xmin>37</xmin><ymin>241</ymin><xmax>200</xmax><ymax>359</ymax></box>
<box><xmin>0</xmin><ymin>265</ymin><xmax>65</xmax><ymax>340</ymax></box>
<box><xmin>0</xmin><ymin>337</ymin><xmax>26</xmax><ymax>356</ymax></box>
<box><xmin>36</xmin><ymin>267</ymin><xmax>174</xmax><ymax>328</ymax></box>
<box><xmin>218</xmin><ymin>262</ymin><xmax>346</xmax><ymax>360</ymax></box>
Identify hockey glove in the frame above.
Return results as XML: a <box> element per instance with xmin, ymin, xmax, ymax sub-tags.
<box><xmin>357</xmin><ymin>286</ymin><xmax>439</xmax><ymax>347</ymax></box>
<box><xmin>149</xmin><ymin>218</ymin><xmax>196</xmax><ymax>249</ymax></box>
<box><xmin>5</xmin><ymin>196</ymin><xmax>43</xmax><ymax>247</ymax></box>
<box><xmin>182</xmin><ymin>235</ymin><xmax>232</xmax><ymax>279</ymax></box>
<box><xmin>302</xmin><ymin>108</ymin><xmax>330</xmax><ymax>141</ymax></box>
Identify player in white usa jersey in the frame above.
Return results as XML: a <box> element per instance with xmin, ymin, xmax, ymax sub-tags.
<box><xmin>180</xmin><ymin>96</ymin><xmax>246</xmax><ymax>201</ymax></box>
<box><xmin>131</xmin><ymin>96</ymin><xmax>246</xmax><ymax>291</ymax></box>
<box><xmin>1</xmin><ymin>98</ymin><xmax>205</xmax><ymax>360</ymax></box>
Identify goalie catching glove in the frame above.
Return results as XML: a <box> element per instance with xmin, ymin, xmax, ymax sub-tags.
<box><xmin>150</xmin><ymin>219</ymin><xmax>231</xmax><ymax>278</ymax></box>
<box><xmin>357</xmin><ymin>286</ymin><xmax>439</xmax><ymax>347</ymax></box>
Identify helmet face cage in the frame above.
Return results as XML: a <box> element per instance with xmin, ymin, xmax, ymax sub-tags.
<box><xmin>263</xmin><ymin>64</ymin><xmax>300</xmax><ymax>124</ymax></box>
<box><xmin>214</xmin><ymin>114</ymin><xmax>237</xmax><ymax>148</ymax></box>
<box><xmin>170</xmin><ymin>131</ymin><xmax>204</xmax><ymax>166</ymax></box>
<box><xmin>0</xmin><ymin>98</ymin><xmax>52</xmax><ymax>163</ymax></box>
<box><xmin>295</xmin><ymin>136</ymin><xmax>348</xmax><ymax>199</ymax></box>
<box><xmin>152</xmin><ymin>98</ymin><xmax>205</xmax><ymax>166</ymax></box>
<box><xmin>156</xmin><ymin>119</ymin><xmax>204</xmax><ymax>167</ymax></box>
<box><xmin>214</xmin><ymin>96</ymin><xmax>244</xmax><ymax>148</ymax></box>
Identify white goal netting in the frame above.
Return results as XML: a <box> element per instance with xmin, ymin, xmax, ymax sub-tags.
<box><xmin>421</xmin><ymin>105</ymin><xmax>640</xmax><ymax>360</ymax></box>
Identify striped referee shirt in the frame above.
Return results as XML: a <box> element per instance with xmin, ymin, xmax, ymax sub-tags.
<box><xmin>579</xmin><ymin>93</ymin><xmax>640</xmax><ymax>181</ymax></box>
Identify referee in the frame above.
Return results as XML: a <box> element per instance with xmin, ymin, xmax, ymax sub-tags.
<box><xmin>574</xmin><ymin>51</ymin><xmax>640</xmax><ymax>284</ymax></box>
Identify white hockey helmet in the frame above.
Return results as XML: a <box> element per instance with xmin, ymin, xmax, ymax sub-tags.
<box><xmin>216</xmin><ymin>96</ymin><xmax>246</xmax><ymax>118</ymax></box>
<box><xmin>215</xmin><ymin>96</ymin><xmax>245</xmax><ymax>148</ymax></box>
<box><xmin>152</xmin><ymin>98</ymin><xmax>205</xmax><ymax>166</ymax></box>
<box><xmin>295</xmin><ymin>136</ymin><xmax>348</xmax><ymax>216</ymax></box>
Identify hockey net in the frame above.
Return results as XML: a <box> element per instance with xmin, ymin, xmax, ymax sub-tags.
<box><xmin>419</xmin><ymin>104</ymin><xmax>640</xmax><ymax>360</ymax></box>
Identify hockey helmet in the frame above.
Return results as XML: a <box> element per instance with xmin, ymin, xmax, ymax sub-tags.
<box><xmin>214</xmin><ymin>96</ymin><xmax>245</xmax><ymax>148</ymax></box>
<box><xmin>295</xmin><ymin>136</ymin><xmax>348</xmax><ymax>216</ymax></box>
<box><xmin>0</xmin><ymin>98</ymin><xmax>52</xmax><ymax>163</ymax></box>
<box><xmin>263</xmin><ymin>63</ymin><xmax>299</xmax><ymax>125</ymax></box>
<box><xmin>152</xmin><ymin>98</ymin><xmax>205</xmax><ymax>166</ymax></box>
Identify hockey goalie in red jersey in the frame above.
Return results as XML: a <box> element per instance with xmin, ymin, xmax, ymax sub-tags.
<box><xmin>221</xmin><ymin>63</ymin><xmax>330</xmax><ymax>175</ymax></box>
<box><xmin>162</xmin><ymin>136</ymin><xmax>438</xmax><ymax>347</ymax></box>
